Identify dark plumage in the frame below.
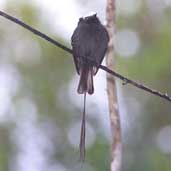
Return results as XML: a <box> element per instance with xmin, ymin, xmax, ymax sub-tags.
<box><xmin>71</xmin><ymin>13</ymin><xmax>109</xmax><ymax>161</ymax></box>
<box><xmin>71</xmin><ymin>14</ymin><xmax>109</xmax><ymax>95</ymax></box>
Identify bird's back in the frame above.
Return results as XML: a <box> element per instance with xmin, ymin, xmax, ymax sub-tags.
<box><xmin>71</xmin><ymin>16</ymin><xmax>109</xmax><ymax>74</ymax></box>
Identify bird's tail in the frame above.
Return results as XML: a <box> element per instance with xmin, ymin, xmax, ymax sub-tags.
<box><xmin>77</xmin><ymin>65</ymin><xmax>94</xmax><ymax>95</ymax></box>
<box><xmin>79</xmin><ymin>92</ymin><xmax>86</xmax><ymax>161</ymax></box>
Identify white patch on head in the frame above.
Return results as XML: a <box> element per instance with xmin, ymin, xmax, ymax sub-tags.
<box><xmin>83</xmin><ymin>11</ymin><xmax>97</xmax><ymax>18</ymax></box>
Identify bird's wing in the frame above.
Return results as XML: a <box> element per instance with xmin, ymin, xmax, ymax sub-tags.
<box><xmin>96</xmin><ymin>27</ymin><xmax>109</xmax><ymax>65</ymax></box>
<box><xmin>91</xmin><ymin>25</ymin><xmax>109</xmax><ymax>74</ymax></box>
<box><xmin>71</xmin><ymin>27</ymin><xmax>81</xmax><ymax>74</ymax></box>
<box><xmin>71</xmin><ymin>23</ymin><xmax>91</xmax><ymax>74</ymax></box>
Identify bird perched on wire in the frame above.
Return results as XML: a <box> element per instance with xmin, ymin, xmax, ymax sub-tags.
<box><xmin>71</xmin><ymin>13</ymin><xmax>109</xmax><ymax>161</ymax></box>
<box><xmin>71</xmin><ymin>13</ymin><xmax>109</xmax><ymax>95</ymax></box>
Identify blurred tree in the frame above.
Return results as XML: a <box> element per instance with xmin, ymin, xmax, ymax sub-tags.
<box><xmin>0</xmin><ymin>1</ymin><xmax>171</xmax><ymax>171</ymax></box>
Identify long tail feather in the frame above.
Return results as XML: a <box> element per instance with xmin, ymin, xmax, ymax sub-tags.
<box><xmin>79</xmin><ymin>92</ymin><xmax>86</xmax><ymax>161</ymax></box>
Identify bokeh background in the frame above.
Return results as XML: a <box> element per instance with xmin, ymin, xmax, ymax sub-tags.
<box><xmin>0</xmin><ymin>0</ymin><xmax>171</xmax><ymax>171</ymax></box>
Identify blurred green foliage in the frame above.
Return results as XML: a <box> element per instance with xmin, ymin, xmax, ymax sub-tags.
<box><xmin>0</xmin><ymin>2</ymin><xmax>110</xmax><ymax>171</ymax></box>
<box><xmin>0</xmin><ymin>1</ymin><xmax>171</xmax><ymax>171</ymax></box>
<box><xmin>116</xmin><ymin>4</ymin><xmax>171</xmax><ymax>171</ymax></box>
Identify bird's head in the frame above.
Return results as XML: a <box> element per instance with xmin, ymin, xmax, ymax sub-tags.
<box><xmin>79</xmin><ymin>12</ymin><xmax>99</xmax><ymax>24</ymax></box>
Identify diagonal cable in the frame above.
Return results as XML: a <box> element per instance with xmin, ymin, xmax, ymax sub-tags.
<box><xmin>0</xmin><ymin>10</ymin><xmax>171</xmax><ymax>102</ymax></box>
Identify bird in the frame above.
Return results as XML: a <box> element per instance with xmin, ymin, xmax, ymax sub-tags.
<box><xmin>71</xmin><ymin>13</ymin><xmax>109</xmax><ymax>161</ymax></box>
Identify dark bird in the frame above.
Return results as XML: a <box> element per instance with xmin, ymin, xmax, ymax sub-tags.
<box><xmin>71</xmin><ymin>13</ymin><xmax>109</xmax><ymax>161</ymax></box>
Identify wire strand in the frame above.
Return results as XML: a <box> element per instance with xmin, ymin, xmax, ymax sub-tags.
<box><xmin>0</xmin><ymin>10</ymin><xmax>171</xmax><ymax>102</ymax></box>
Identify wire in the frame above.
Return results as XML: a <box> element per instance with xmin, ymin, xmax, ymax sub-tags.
<box><xmin>0</xmin><ymin>10</ymin><xmax>171</xmax><ymax>102</ymax></box>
